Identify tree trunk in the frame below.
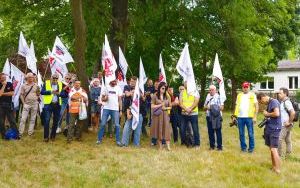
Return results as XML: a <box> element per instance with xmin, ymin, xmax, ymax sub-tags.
<box><xmin>70</xmin><ymin>0</ymin><xmax>90</xmax><ymax>130</ymax></box>
<box><xmin>199</xmin><ymin>55</ymin><xmax>207</xmax><ymax>108</ymax></box>
<box><xmin>70</xmin><ymin>0</ymin><xmax>88</xmax><ymax>90</ymax></box>
<box><xmin>110</xmin><ymin>0</ymin><xmax>129</xmax><ymax>62</ymax></box>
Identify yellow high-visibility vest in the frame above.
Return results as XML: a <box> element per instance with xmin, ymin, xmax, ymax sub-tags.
<box><xmin>43</xmin><ymin>80</ymin><xmax>62</xmax><ymax>105</ymax></box>
<box><xmin>234</xmin><ymin>92</ymin><xmax>256</xmax><ymax>118</ymax></box>
<box><xmin>182</xmin><ymin>89</ymin><xmax>198</xmax><ymax>113</ymax></box>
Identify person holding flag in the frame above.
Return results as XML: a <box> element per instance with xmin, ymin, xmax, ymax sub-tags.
<box><xmin>40</xmin><ymin>73</ymin><xmax>63</xmax><ymax>142</ymax></box>
<box><xmin>0</xmin><ymin>73</ymin><xmax>20</xmax><ymax>139</ymax></box>
<box><xmin>176</xmin><ymin>43</ymin><xmax>200</xmax><ymax>148</ymax></box>
<box><xmin>96</xmin><ymin>79</ymin><xmax>123</xmax><ymax>146</ymax></box>
<box><xmin>121</xmin><ymin>79</ymin><xmax>145</xmax><ymax>147</ymax></box>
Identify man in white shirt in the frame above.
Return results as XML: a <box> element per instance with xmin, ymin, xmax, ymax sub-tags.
<box><xmin>277</xmin><ymin>87</ymin><xmax>295</xmax><ymax>157</ymax></box>
<box><xmin>234</xmin><ymin>82</ymin><xmax>259</xmax><ymax>153</ymax></box>
<box><xmin>204</xmin><ymin>85</ymin><xmax>224</xmax><ymax>150</ymax></box>
<box><xmin>97</xmin><ymin>79</ymin><xmax>123</xmax><ymax>146</ymax></box>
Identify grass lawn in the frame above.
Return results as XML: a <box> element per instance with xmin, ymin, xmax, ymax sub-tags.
<box><xmin>0</xmin><ymin>112</ymin><xmax>300</xmax><ymax>188</ymax></box>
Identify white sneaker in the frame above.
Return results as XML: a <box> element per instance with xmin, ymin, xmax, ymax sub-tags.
<box><xmin>56</xmin><ymin>127</ymin><xmax>61</xmax><ymax>134</ymax></box>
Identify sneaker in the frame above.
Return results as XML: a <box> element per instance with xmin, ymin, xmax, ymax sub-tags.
<box><xmin>56</xmin><ymin>127</ymin><xmax>61</xmax><ymax>134</ymax></box>
<box><xmin>96</xmin><ymin>140</ymin><xmax>102</xmax><ymax>145</ymax></box>
<box><xmin>117</xmin><ymin>142</ymin><xmax>122</xmax><ymax>147</ymax></box>
<box><xmin>44</xmin><ymin>138</ymin><xmax>49</xmax><ymax>142</ymax></box>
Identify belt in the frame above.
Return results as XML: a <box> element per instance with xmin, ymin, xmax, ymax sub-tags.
<box><xmin>51</xmin><ymin>102</ymin><xmax>59</xmax><ymax>105</ymax></box>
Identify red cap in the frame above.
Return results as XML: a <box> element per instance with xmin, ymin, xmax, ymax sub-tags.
<box><xmin>242</xmin><ymin>82</ymin><xmax>250</xmax><ymax>88</ymax></box>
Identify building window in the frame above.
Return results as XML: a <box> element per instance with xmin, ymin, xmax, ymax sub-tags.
<box><xmin>260</xmin><ymin>77</ymin><xmax>274</xmax><ymax>90</ymax></box>
<box><xmin>289</xmin><ymin>76</ymin><xmax>298</xmax><ymax>89</ymax></box>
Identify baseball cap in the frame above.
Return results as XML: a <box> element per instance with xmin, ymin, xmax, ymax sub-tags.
<box><xmin>242</xmin><ymin>82</ymin><xmax>250</xmax><ymax>88</ymax></box>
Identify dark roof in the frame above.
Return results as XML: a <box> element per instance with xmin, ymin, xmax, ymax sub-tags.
<box><xmin>278</xmin><ymin>60</ymin><xmax>300</xmax><ymax>70</ymax></box>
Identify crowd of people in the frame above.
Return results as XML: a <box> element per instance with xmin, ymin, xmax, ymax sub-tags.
<box><xmin>0</xmin><ymin>71</ymin><xmax>297</xmax><ymax>174</ymax></box>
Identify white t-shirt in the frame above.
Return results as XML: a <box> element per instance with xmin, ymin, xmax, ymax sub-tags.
<box><xmin>238</xmin><ymin>92</ymin><xmax>257</xmax><ymax>118</ymax></box>
<box><xmin>102</xmin><ymin>85</ymin><xmax>122</xmax><ymax>111</ymax></box>
<box><xmin>204</xmin><ymin>93</ymin><xmax>224</xmax><ymax>116</ymax></box>
<box><xmin>280</xmin><ymin>99</ymin><xmax>294</xmax><ymax>126</ymax></box>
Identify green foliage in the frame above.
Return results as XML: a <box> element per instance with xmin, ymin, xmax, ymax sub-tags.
<box><xmin>0</xmin><ymin>0</ymin><xmax>299</xmax><ymax>89</ymax></box>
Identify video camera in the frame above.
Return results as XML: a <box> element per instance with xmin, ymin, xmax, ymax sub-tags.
<box><xmin>257</xmin><ymin>118</ymin><xmax>270</xmax><ymax>128</ymax></box>
<box><xmin>229</xmin><ymin>115</ymin><xmax>238</xmax><ymax>127</ymax></box>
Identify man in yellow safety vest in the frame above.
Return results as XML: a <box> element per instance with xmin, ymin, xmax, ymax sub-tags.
<box><xmin>41</xmin><ymin>73</ymin><xmax>63</xmax><ymax>142</ymax></box>
<box><xmin>234</xmin><ymin>82</ymin><xmax>259</xmax><ymax>153</ymax></box>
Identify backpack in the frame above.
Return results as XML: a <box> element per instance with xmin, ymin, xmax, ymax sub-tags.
<box><xmin>284</xmin><ymin>98</ymin><xmax>299</xmax><ymax>122</ymax></box>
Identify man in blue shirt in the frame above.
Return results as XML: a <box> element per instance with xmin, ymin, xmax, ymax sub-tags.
<box><xmin>257</xmin><ymin>92</ymin><xmax>281</xmax><ymax>174</ymax></box>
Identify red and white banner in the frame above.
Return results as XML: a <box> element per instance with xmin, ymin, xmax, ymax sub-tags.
<box><xmin>3</xmin><ymin>59</ymin><xmax>25</xmax><ymax>108</ymax></box>
<box><xmin>159</xmin><ymin>53</ymin><xmax>167</xmax><ymax>83</ymax></box>
<box><xmin>131</xmin><ymin>78</ymin><xmax>140</xmax><ymax>130</ymax></box>
<box><xmin>102</xmin><ymin>35</ymin><xmax>117</xmax><ymax>85</ymax></box>
<box><xmin>51</xmin><ymin>36</ymin><xmax>74</xmax><ymax>64</ymax></box>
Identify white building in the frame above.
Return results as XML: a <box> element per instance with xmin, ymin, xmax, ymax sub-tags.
<box><xmin>254</xmin><ymin>60</ymin><xmax>300</xmax><ymax>94</ymax></box>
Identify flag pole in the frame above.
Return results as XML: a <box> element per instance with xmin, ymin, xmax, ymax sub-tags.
<box><xmin>128</xmin><ymin>66</ymin><xmax>133</xmax><ymax>76</ymax></box>
<box><xmin>71</xmin><ymin>63</ymin><xmax>77</xmax><ymax>73</ymax></box>
<box><xmin>43</xmin><ymin>61</ymin><xmax>50</xmax><ymax>80</ymax></box>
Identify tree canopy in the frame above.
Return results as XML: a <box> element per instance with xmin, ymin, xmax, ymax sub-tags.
<box><xmin>0</xmin><ymin>0</ymin><xmax>299</xmax><ymax>107</ymax></box>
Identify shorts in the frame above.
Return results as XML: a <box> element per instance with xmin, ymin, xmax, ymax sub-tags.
<box><xmin>264</xmin><ymin>128</ymin><xmax>281</xmax><ymax>148</ymax></box>
<box><xmin>91</xmin><ymin>103</ymin><xmax>101</xmax><ymax>114</ymax></box>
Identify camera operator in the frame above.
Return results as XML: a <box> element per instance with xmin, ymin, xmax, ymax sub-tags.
<box><xmin>277</xmin><ymin>87</ymin><xmax>295</xmax><ymax>157</ymax></box>
<box><xmin>257</xmin><ymin>92</ymin><xmax>281</xmax><ymax>174</ymax></box>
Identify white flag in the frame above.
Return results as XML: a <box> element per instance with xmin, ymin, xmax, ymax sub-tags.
<box><xmin>159</xmin><ymin>53</ymin><xmax>167</xmax><ymax>83</ymax></box>
<box><xmin>18</xmin><ymin>31</ymin><xmax>30</xmax><ymax>57</ymax></box>
<box><xmin>37</xmin><ymin>71</ymin><xmax>44</xmax><ymax>112</ymax></box>
<box><xmin>117</xmin><ymin>47</ymin><xmax>128</xmax><ymax>91</ymax></box>
<box><xmin>139</xmin><ymin>58</ymin><xmax>147</xmax><ymax>94</ymax></box>
<box><xmin>51</xmin><ymin>36</ymin><xmax>74</xmax><ymax>64</ymax></box>
<box><xmin>119</xmin><ymin>47</ymin><xmax>128</xmax><ymax>77</ymax></box>
<box><xmin>102</xmin><ymin>34</ymin><xmax>117</xmax><ymax>85</ymax></box>
<box><xmin>176</xmin><ymin>43</ymin><xmax>197</xmax><ymax>95</ymax></box>
<box><xmin>25</xmin><ymin>41</ymin><xmax>38</xmax><ymax>74</ymax></box>
<box><xmin>131</xmin><ymin>78</ymin><xmax>140</xmax><ymax>130</ymax></box>
<box><xmin>212</xmin><ymin>53</ymin><xmax>226</xmax><ymax>103</ymax></box>
<box><xmin>3</xmin><ymin>59</ymin><xmax>25</xmax><ymax>108</ymax></box>
<box><xmin>49</xmin><ymin>54</ymin><xmax>68</xmax><ymax>80</ymax></box>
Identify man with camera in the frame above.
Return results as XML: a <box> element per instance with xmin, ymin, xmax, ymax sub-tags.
<box><xmin>257</xmin><ymin>92</ymin><xmax>281</xmax><ymax>174</ymax></box>
<box><xmin>234</xmin><ymin>82</ymin><xmax>258</xmax><ymax>153</ymax></box>
<box><xmin>277</xmin><ymin>87</ymin><xmax>295</xmax><ymax>158</ymax></box>
<box><xmin>19</xmin><ymin>73</ymin><xmax>40</xmax><ymax>137</ymax></box>
<box><xmin>204</xmin><ymin>85</ymin><xmax>224</xmax><ymax>151</ymax></box>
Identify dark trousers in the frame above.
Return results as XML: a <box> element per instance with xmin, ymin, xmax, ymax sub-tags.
<box><xmin>0</xmin><ymin>105</ymin><xmax>19</xmax><ymax>139</ymax></box>
<box><xmin>43</xmin><ymin>103</ymin><xmax>61</xmax><ymax>139</ymax></box>
<box><xmin>171</xmin><ymin>113</ymin><xmax>182</xmax><ymax>142</ymax></box>
<box><xmin>206</xmin><ymin>116</ymin><xmax>222</xmax><ymax>149</ymax></box>
<box><xmin>181</xmin><ymin>115</ymin><xmax>200</xmax><ymax>146</ymax></box>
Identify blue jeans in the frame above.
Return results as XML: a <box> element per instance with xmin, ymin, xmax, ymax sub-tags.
<box><xmin>237</xmin><ymin>118</ymin><xmax>255</xmax><ymax>151</ymax></box>
<box><xmin>181</xmin><ymin>114</ymin><xmax>200</xmax><ymax>146</ymax></box>
<box><xmin>43</xmin><ymin>103</ymin><xmax>61</xmax><ymax>139</ymax></box>
<box><xmin>206</xmin><ymin>116</ymin><xmax>222</xmax><ymax>149</ymax></box>
<box><xmin>58</xmin><ymin>99</ymin><xmax>70</xmax><ymax>128</ymax></box>
<box><xmin>98</xmin><ymin>109</ymin><xmax>120</xmax><ymax>143</ymax></box>
<box><xmin>122</xmin><ymin>114</ymin><xmax>143</xmax><ymax>146</ymax></box>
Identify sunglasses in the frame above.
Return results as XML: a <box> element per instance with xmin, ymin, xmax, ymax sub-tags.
<box><xmin>52</xmin><ymin>77</ymin><xmax>58</xmax><ymax>80</ymax></box>
<box><xmin>65</xmin><ymin>78</ymin><xmax>71</xmax><ymax>80</ymax></box>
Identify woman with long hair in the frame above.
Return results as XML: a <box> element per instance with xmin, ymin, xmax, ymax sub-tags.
<box><xmin>150</xmin><ymin>82</ymin><xmax>172</xmax><ymax>150</ymax></box>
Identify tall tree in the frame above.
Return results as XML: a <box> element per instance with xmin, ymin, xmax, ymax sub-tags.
<box><xmin>70</xmin><ymin>0</ymin><xmax>88</xmax><ymax>90</ymax></box>
<box><xmin>110</xmin><ymin>0</ymin><xmax>128</xmax><ymax>61</ymax></box>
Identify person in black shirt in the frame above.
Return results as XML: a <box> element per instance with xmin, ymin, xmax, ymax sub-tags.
<box><xmin>0</xmin><ymin>73</ymin><xmax>19</xmax><ymax>139</ymax></box>
<box><xmin>123</xmin><ymin>76</ymin><xmax>137</xmax><ymax>116</ymax></box>
<box><xmin>145</xmin><ymin>79</ymin><xmax>155</xmax><ymax>126</ymax></box>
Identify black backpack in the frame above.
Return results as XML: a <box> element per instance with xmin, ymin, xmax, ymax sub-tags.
<box><xmin>284</xmin><ymin>99</ymin><xmax>299</xmax><ymax>122</ymax></box>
